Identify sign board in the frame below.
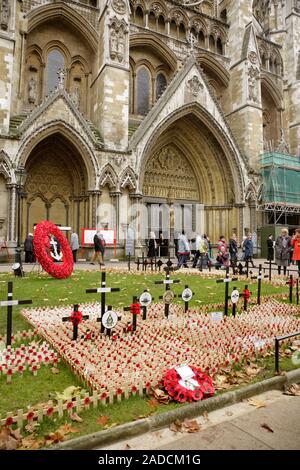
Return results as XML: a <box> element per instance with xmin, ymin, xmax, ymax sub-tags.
<box><xmin>139</xmin><ymin>291</ymin><xmax>152</xmax><ymax>307</ymax></box>
<box><xmin>125</xmin><ymin>226</ymin><xmax>135</xmax><ymax>257</ymax></box>
<box><xmin>182</xmin><ymin>288</ymin><xmax>193</xmax><ymax>302</ymax></box>
<box><xmin>231</xmin><ymin>289</ymin><xmax>240</xmax><ymax>304</ymax></box>
<box><xmin>102</xmin><ymin>310</ymin><xmax>118</xmax><ymax>330</ymax></box>
<box><xmin>81</xmin><ymin>228</ymin><xmax>115</xmax><ymax>246</ymax></box>
<box><xmin>210</xmin><ymin>311</ymin><xmax>224</xmax><ymax>322</ymax></box>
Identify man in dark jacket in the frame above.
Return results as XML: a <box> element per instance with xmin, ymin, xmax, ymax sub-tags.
<box><xmin>90</xmin><ymin>231</ymin><xmax>105</xmax><ymax>266</ymax></box>
<box><xmin>24</xmin><ymin>233</ymin><xmax>35</xmax><ymax>263</ymax></box>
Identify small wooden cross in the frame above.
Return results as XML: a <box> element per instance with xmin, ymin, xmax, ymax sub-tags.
<box><xmin>124</xmin><ymin>296</ymin><xmax>140</xmax><ymax>331</ymax></box>
<box><xmin>62</xmin><ymin>304</ymin><xmax>89</xmax><ymax>341</ymax></box>
<box><xmin>155</xmin><ymin>267</ymin><xmax>180</xmax><ymax>318</ymax></box>
<box><xmin>0</xmin><ymin>281</ymin><xmax>32</xmax><ymax>346</ymax></box>
<box><xmin>182</xmin><ymin>285</ymin><xmax>194</xmax><ymax>313</ymax></box>
<box><xmin>86</xmin><ymin>271</ymin><xmax>120</xmax><ymax>333</ymax></box>
<box><xmin>251</xmin><ymin>264</ymin><xmax>268</xmax><ymax>305</ymax></box>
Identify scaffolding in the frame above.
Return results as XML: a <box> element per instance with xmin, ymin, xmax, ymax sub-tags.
<box><xmin>258</xmin><ymin>152</ymin><xmax>300</xmax><ymax>225</ymax></box>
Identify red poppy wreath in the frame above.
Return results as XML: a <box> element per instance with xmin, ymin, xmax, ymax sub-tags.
<box><xmin>164</xmin><ymin>366</ymin><xmax>215</xmax><ymax>403</ymax></box>
<box><xmin>33</xmin><ymin>221</ymin><xmax>74</xmax><ymax>279</ymax></box>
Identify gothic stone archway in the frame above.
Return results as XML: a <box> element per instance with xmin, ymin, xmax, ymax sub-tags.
<box><xmin>142</xmin><ymin>113</ymin><xmax>244</xmax><ymax>242</ymax></box>
<box><xmin>22</xmin><ymin>133</ymin><xmax>89</xmax><ymax>240</ymax></box>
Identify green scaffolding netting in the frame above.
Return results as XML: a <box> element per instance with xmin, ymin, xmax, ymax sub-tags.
<box><xmin>261</xmin><ymin>152</ymin><xmax>300</xmax><ymax>204</ymax></box>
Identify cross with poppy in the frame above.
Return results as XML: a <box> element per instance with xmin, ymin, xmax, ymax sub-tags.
<box><xmin>155</xmin><ymin>264</ymin><xmax>180</xmax><ymax>318</ymax></box>
<box><xmin>124</xmin><ymin>296</ymin><xmax>140</xmax><ymax>331</ymax></box>
<box><xmin>62</xmin><ymin>304</ymin><xmax>89</xmax><ymax>341</ymax></box>
<box><xmin>216</xmin><ymin>267</ymin><xmax>238</xmax><ymax>316</ymax></box>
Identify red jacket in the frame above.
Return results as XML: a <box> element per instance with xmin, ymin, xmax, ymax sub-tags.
<box><xmin>292</xmin><ymin>238</ymin><xmax>300</xmax><ymax>261</ymax></box>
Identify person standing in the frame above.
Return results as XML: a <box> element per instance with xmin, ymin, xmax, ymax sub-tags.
<box><xmin>147</xmin><ymin>231</ymin><xmax>157</xmax><ymax>261</ymax></box>
<box><xmin>229</xmin><ymin>233</ymin><xmax>238</xmax><ymax>270</ymax></box>
<box><xmin>267</xmin><ymin>234</ymin><xmax>274</xmax><ymax>261</ymax></box>
<box><xmin>177</xmin><ymin>232</ymin><xmax>190</xmax><ymax>268</ymax></box>
<box><xmin>70</xmin><ymin>230</ymin><xmax>79</xmax><ymax>263</ymax></box>
<box><xmin>216</xmin><ymin>236</ymin><xmax>229</xmax><ymax>269</ymax></box>
<box><xmin>291</xmin><ymin>228</ymin><xmax>300</xmax><ymax>276</ymax></box>
<box><xmin>275</xmin><ymin>228</ymin><xmax>291</xmax><ymax>275</ymax></box>
<box><xmin>244</xmin><ymin>234</ymin><xmax>254</xmax><ymax>268</ymax></box>
<box><xmin>24</xmin><ymin>233</ymin><xmax>35</xmax><ymax>263</ymax></box>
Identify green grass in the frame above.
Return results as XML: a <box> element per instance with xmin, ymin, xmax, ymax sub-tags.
<box><xmin>0</xmin><ymin>270</ymin><xmax>288</xmax><ymax>335</ymax></box>
<box><xmin>0</xmin><ymin>269</ymin><xmax>296</xmax><ymax>445</ymax></box>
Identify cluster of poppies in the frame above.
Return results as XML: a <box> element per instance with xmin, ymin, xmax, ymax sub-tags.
<box><xmin>21</xmin><ymin>300</ymin><xmax>300</xmax><ymax>400</ymax></box>
<box><xmin>164</xmin><ymin>366</ymin><xmax>215</xmax><ymax>403</ymax></box>
<box><xmin>33</xmin><ymin>221</ymin><xmax>74</xmax><ymax>279</ymax></box>
<box><xmin>0</xmin><ymin>341</ymin><xmax>59</xmax><ymax>382</ymax></box>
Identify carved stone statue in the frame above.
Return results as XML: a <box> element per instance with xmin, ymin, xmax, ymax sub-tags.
<box><xmin>0</xmin><ymin>0</ymin><xmax>9</xmax><ymax>31</ymax></box>
<box><xmin>71</xmin><ymin>86</ymin><xmax>80</xmax><ymax>108</ymax></box>
<box><xmin>248</xmin><ymin>66</ymin><xmax>259</xmax><ymax>103</ymax></box>
<box><xmin>117</xmin><ymin>30</ymin><xmax>125</xmax><ymax>62</ymax></box>
<box><xmin>110</xmin><ymin>29</ymin><xmax>118</xmax><ymax>60</ymax></box>
<box><xmin>28</xmin><ymin>76</ymin><xmax>37</xmax><ymax>104</ymax></box>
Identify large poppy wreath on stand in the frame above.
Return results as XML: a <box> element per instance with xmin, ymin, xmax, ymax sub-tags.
<box><xmin>164</xmin><ymin>366</ymin><xmax>215</xmax><ymax>403</ymax></box>
<box><xmin>33</xmin><ymin>221</ymin><xmax>74</xmax><ymax>279</ymax></box>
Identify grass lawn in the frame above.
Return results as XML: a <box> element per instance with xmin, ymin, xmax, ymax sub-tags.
<box><xmin>0</xmin><ymin>269</ymin><xmax>289</xmax><ymax>335</ymax></box>
<box><xmin>0</xmin><ymin>269</ymin><xmax>296</xmax><ymax>446</ymax></box>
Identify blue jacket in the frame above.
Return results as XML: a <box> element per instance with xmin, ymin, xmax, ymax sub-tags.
<box><xmin>244</xmin><ymin>239</ymin><xmax>253</xmax><ymax>258</ymax></box>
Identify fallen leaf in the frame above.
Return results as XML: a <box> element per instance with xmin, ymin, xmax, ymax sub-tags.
<box><xmin>54</xmin><ymin>386</ymin><xmax>82</xmax><ymax>402</ymax></box>
<box><xmin>0</xmin><ymin>427</ymin><xmax>21</xmax><ymax>450</ymax></box>
<box><xmin>96</xmin><ymin>415</ymin><xmax>109</xmax><ymax>426</ymax></box>
<box><xmin>51</xmin><ymin>367</ymin><xmax>60</xmax><ymax>375</ymax></box>
<box><xmin>147</xmin><ymin>397</ymin><xmax>160</xmax><ymax>408</ymax></box>
<box><xmin>57</xmin><ymin>424</ymin><xmax>78</xmax><ymax>435</ymax></box>
<box><xmin>69</xmin><ymin>413</ymin><xmax>83</xmax><ymax>423</ymax></box>
<box><xmin>169</xmin><ymin>420</ymin><xmax>184</xmax><ymax>433</ymax></box>
<box><xmin>153</xmin><ymin>388</ymin><xmax>170</xmax><ymax>404</ymax></box>
<box><xmin>245</xmin><ymin>367</ymin><xmax>260</xmax><ymax>377</ymax></box>
<box><xmin>284</xmin><ymin>384</ymin><xmax>300</xmax><ymax>396</ymax></box>
<box><xmin>247</xmin><ymin>398</ymin><xmax>266</xmax><ymax>409</ymax></box>
<box><xmin>124</xmin><ymin>443</ymin><xmax>131</xmax><ymax>449</ymax></box>
<box><xmin>183</xmin><ymin>419</ymin><xmax>201</xmax><ymax>433</ymax></box>
<box><xmin>225</xmin><ymin>411</ymin><xmax>233</xmax><ymax>417</ymax></box>
<box><xmin>20</xmin><ymin>434</ymin><xmax>44</xmax><ymax>450</ymax></box>
<box><xmin>203</xmin><ymin>411</ymin><xmax>210</xmax><ymax>422</ymax></box>
<box><xmin>261</xmin><ymin>423</ymin><xmax>274</xmax><ymax>433</ymax></box>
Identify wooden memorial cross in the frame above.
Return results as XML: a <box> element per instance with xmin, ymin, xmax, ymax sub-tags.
<box><xmin>124</xmin><ymin>296</ymin><xmax>140</xmax><ymax>331</ymax></box>
<box><xmin>264</xmin><ymin>260</ymin><xmax>277</xmax><ymax>281</ymax></box>
<box><xmin>286</xmin><ymin>275</ymin><xmax>296</xmax><ymax>304</ymax></box>
<box><xmin>251</xmin><ymin>264</ymin><xmax>268</xmax><ymax>305</ymax></box>
<box><xmin>242</xmin><ymin>285</ymin><xmax>252</xmax><ymax>312</ymax></box>
<box><xmin>86</xmin><ymin>271</ymin><xmax>120</xmax><ymax>333</ymax></box>
<box><xmin>62</xmin><ymin>304</ymin><xmax>89</xmax><ymax>341</ymax></box>
<box><xmin>157</xmin><ymin>259</ymin><xmax>164</xmax><ymax>272</ymax></box>
<box><xmin>97</xmin><ymin>305</ymin><xmax>121</xmax><ymax>337</ymax></box>
<box><xmin>231</xmin><ymin>287</ymin><xmax>240</xmax><ymax>317</ymax></box>
<box><xmin>0</xmin><ymin>281</ymin><xmax>32</xmax><ymax>346</ymax></box>
<box><xmin>182</xmin><ymin>285</ymin><xmax>194</xmax><ymax>313</ymax></box>
<box><xmin>155</xmin><ymin>262</ymin><xmax>181</xmax><ymax>318</ymax></box>
<box><xmin>216</xmin><ymin>268</ymin><xmax>238</xmax><ymax>316</ymax></box>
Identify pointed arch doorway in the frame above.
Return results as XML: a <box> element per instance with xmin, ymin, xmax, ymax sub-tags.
<box><xmin>22</xmin><ymin>133</ymin><xmax>89</xmax><ymax>241</ymax></box>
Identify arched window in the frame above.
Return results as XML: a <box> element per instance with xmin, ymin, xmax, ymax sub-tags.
<box><xmin>135</xmin><ymin>6</ymin><xmax>144</xmax><ymax>26</ymax></box>
<box><xmin>156</xmin><ymin>73</ymin><xmax>167</xmax><ymax>100</ymax></box>
<box><xmin>170</xmin><ymin>20</ymin><xmax>177</xmax><ymax>38</ymax></box>
<box><xmin>216</xmin><ymin>38</ymin><xmax>223</xmax><ymax>55</ymax></box>
<box><xmin>158</xmin><ymin>15</ymin><xmax>165</xmax><ymax>33</ymax></box>
<box><xmin>46</xmin><ymin>49</ymin><xmax>65</xmax><ymax>95</ymax></box>
<box><xmin>136</xmin><ymin>67</ymin><xmax>150</xmax><ymax>115</ymax></box>
<box><xmin>209</xmin><ymin>35</ymin><xmax>215</xmax><ymax>52</ymax></box>
<box><xmin>179</xmin><ymin>23</ymin><xmax>186</xmax><ymax>40</ymax></box>
<box><xmin>199</xmin><ymin>30</ymin><xmax>205</xmax><ymax>48</ymax></box>
<box><xmin>149</xmin><ymin>11</ymin><xmax>156</xmax><ymax>30</ymax></box>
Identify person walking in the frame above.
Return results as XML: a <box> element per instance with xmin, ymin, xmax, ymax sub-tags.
<box><xmin>229</xmin><ymin>233</ymin><xmax>238</xmax><ymax>271</ymax></box>
<box><xmin>267</xmin><ymin>234</ymin><xmax>274</xmax><ymax>261</ymax></box>
<box><xmin>291</xmin><ymin>228</ymin><xmax>300</xmax><ymax>276</ymax></box>
<box><xmin>275</xmin><ymin>228</ymin><xmax>291</xmax><ymax>275</ymax></box>
<box><xmin>216</xmin><ymin>236</ymin><xmax>229</xmax><ymax>269</ymax></box>
<box><xmin>24</xmin><ymin>233</ymin><xmax>35</xmax><ymax>263</ymax></box>
<box><xmin>244</xmin><ymin>234</ymin><xmax>255</xmax><ymax>268</ymax></box>
<box><xmin>192</xmin><ymin>233</ymin><xmax>202</xmax><ymax>268</ymax></box>
<box><xmin>177</xmin><ymin>232</ymin><xmax>190</xmax><ymax>268</ymax></box>
<box><xmin>147</xmin><ymin>231</ymin><xmax>157</xmax><ymax>261</ymax></box>
<box><xmin>70</xmin><ymin>230</ymin><xmax>79</xmax><ymax>263</ymax></box>
<box><xmin>90</xmin><ymin>231</ymin><xmax>106</xmax><ymax>267</ymax></box>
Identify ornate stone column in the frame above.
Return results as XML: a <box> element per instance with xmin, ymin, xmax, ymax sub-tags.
<box><xmin>110</xmin><ymin>190</ymin><xmax>121</xmax><ymax>243</ymax></box>
<box><xmin>88</xmin><ymin>190</ymin><xmax>101</xmax><ymax>228</ymax></box>
<box><xmin>129</xmin><ymin>192</ymin><xmax>143</xmax><ymax>250</ymax></box>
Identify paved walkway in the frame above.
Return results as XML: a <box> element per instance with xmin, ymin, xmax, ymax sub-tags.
<box><xmin>98</xmin><ymin>390</ymin><xmax>300</xmax><ymax>450</ymax></box>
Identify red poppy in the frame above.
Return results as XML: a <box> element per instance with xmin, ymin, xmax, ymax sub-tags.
<box><xmin>5</xmin><ymin>417</ymin><xmax>14</xmax><ymax>427</ymax></box>
<box><xmin>27</xmin><ymin>412</ymin><xmax>34</xmax><ymax>421</ymax></box>
<box><xmin>46</xmin><ymin>407</ymin><xmax>54</xmax><ymax>416</ymax></box>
